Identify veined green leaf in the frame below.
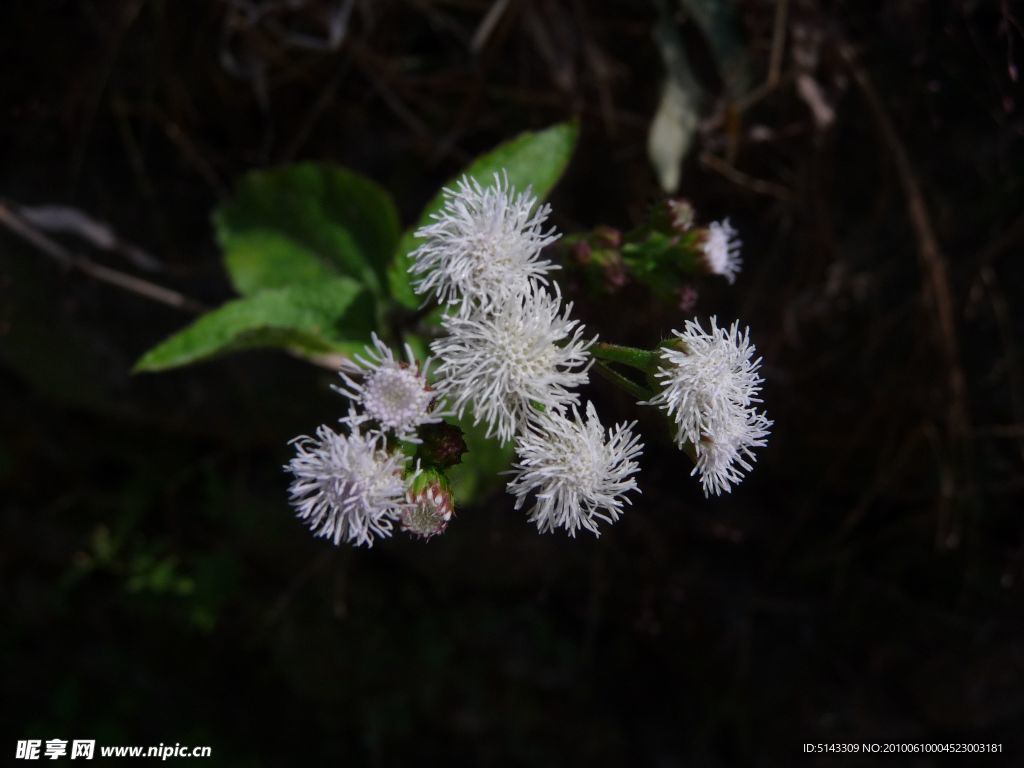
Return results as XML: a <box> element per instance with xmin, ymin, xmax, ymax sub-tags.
<box><xmin>134</xmin><ymin>278</ymin><xmax>370</xmax><ymax>372</ymax></box>
<box><xmin>214</xmin><ymin>164</ymin><xmax>400</xmax><ymax>298</ymax></box>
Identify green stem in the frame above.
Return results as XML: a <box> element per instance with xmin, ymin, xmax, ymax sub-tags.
<box><xmin>593</xmin><ymin>361</ymin><xmax>653</xmax><ymax>402</ymax></box>
<box><xmin>592</xmin><ymin>342</ymin><xmax>660</xmax><ymax>374</ymax></box>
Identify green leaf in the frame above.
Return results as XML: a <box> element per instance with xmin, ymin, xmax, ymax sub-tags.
<box><xmin>134</xmin><ymin>278</ymin><xmax>370</xmax><ymax>372</ymax></box>
<box><xmin>388</xmin><ymin>122</ymin><xmax>579</xmax><ymax>308</ymax></box>
<box><xmin>214</xmin><ymin>163</ymin><xmax>400</xmax><ymax>298</ymax></box>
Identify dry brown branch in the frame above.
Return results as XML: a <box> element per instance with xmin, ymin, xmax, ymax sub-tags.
<box><xmin>767</xmin><ymin>0</ymin><xmax>790</xmax><ymax>87</ymax></box>
<box><xmin>0</xmin><ymin>200</ymin><xmax>206</xmax><ymax>314</ymax></box>
<box><xmin>838</xmin><ymin>44</ymin><xmax>969</xmax><ymax>443</ymax></box>
<box><xmin>471</xmin><ymin>0</ymin><xmax>513</xmax><ymax>53</ymax></box>
<box><xmin>698</xmin><ymin>151</ymin><xmax>793</xmax><ymax>201</ymax></box>
<box><xmin>838</xmin><ymin>43</ymin><xmax>972</xmax><ymax>548</ymax></box>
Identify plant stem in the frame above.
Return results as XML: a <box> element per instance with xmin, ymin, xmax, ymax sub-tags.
<box><xmin>591</xmin><ymin>342</ymin><xmax>659</xmax><ymax>373</ymax></box>
<box><xmin>593</xmin><ymin>361</ymin><xmax>653</xmax><ymax>401</ymax></box>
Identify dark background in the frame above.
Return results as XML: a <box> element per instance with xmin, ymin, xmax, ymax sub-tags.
<box><xmin>2</xmin><ymin>1</ymin><xmax>1023</xmax><ymax>765</ymax></box>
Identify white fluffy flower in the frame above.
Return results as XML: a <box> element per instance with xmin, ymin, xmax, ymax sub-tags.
<box><xmin>430</xmin><ymin>287</ymin><xmax>594</xmax><ymax>444</ymax></box>
<box><xmin>333</xmin><ymin>333</ymin><xmax>440</xmax><ymax>442</ymax></box>
<box><xmin>648</xmin><ymin>317</ymin><xmax>770</xmax><ymax>496</ymax></box>
<box><xmin>692</xmin><ymin>404</ymin><xmax>771</xmax><ymax>496</ymax></box>
<box><xmin>285</xmin><ymin>424</ymin><xmax>412</xmax><ymax>547</ymax></box>
<box><xmin>507</xmin><ymin>402</ymin><xmax>643</xmax><ymax>537</ymax></box>
<box><xmin>701</xmin><ymin>218</ymin><xmax>742</xmax><ymax>284</ymax></box>
<box><xmin>410</xmin><ymin>172</ymin><xmax>559</xmax><ymax>313</ymax></box>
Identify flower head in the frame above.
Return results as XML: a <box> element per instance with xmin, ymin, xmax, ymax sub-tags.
<box><xmin>666</xmin><ymin>198</ymin><xmax>695</xmax><ymax>231</ymax></box>
<box><xmin>507</xmin><ymin>402</ymin><xmax>643</xmax><ymax>537</ymax></box>
<box><xmin>648</xmin><ymin>317</ymin><xmax>770</xmax><ymax>496</ymax></box>
<box><xmin>430</xmin><ymin>286</ymin><xmax>594</xmax><ymax>444</ymax></box>
<box><xmin>285</xmin><ymin>424</ymin><xmax>412</xmax><ymax>547</ymax></box>
<box><xmin>334</xmin><ymin>333</ymin><xmax>440</xmax><ymax>442</ymax></box>
<box><xmin>700</xmin><ymin>218</ymin><xmax>742</xmax><ymax>284</ymax></box>
<box><xmin>692</xmin><ymin>406</ymin><xmax>771</xmax><ymax>496</ymax></box>
<box><xmin>410</xmin><ymin>172</ymin><xmax>559</xmax><ymax>313</ymax></box>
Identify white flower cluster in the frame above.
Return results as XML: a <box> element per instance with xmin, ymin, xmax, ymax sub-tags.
<box><xmin>412</xmin><ymin>173</ymin><xmax>643</xmax><ymax>537</ymax></box>
<box><xmin>647</xmin><ymin>318</ymin><xmax>771</xmax><ymax>496</ymax></box>
<box><xmin>285</xmin><ymin>171</ymin><xmax>772</xmax><ymax>547</ymax></box>
<box><xmin>285</xmin><ymin>333</ymin><xmax>443</xmax><ymax>547</ymax></box>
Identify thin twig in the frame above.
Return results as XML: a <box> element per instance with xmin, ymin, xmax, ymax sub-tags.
<box><xmin>699</xmin><ymin>151</ymin><xmax>793</xmax><ymax>201</ymax></box>
<box><xmin>351</xmin><ymin>44</ymin><xmax>431</xmax><ymax>139</ymax></box>
<box><xmin>767</xmin><ymin>0</ymin><xmax>790</xmax><ymax>87</ymax></box>
<box><xmin>839</xmin><ymin>44</ymin><xmax>969</xmax><ymax>441</ymax></box>
<box><xmin>162</xmin><ymin>118</ymin><xmax>228</xmax><ymax>195</ymax></box>
<box><xmin>280</xmin><ymin>59</ymin><xmax>351</xmax><ymax>162</ymax></box>
<box><xmin>839</xmin><ymin>43</ymin><xmax>972</xmax><ymax>551</ymax></box>
<box><xmin>471</xmin><ymin>0</ymin><xmax>513</xmax><ymax>53</ymax></box>
<box><xmin>18</xmin><ymin>203</ymin><xmax>163</xmax><ymax>272</ymax></box>
<box><xmin>572</xmin><ymin>0</ymin><xmax>617</xmax><ymax>134</ymax></box>
<box><xmin>71</xmin><ymin>0</ymin><xmax>144</xmax><ymax>186</ymax></box>
<box><xmin>0</xmin><ymin>200</ymin><xmax>207</xmax><ymax>314</ymax></box>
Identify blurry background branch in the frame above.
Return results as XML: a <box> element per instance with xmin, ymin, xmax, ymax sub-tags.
<box><xmin>0</xmin><ymin>200</ymin><xmax>207</xmax><ymax>314</ymax></box>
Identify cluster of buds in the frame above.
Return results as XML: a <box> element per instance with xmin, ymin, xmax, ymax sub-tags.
<box><xmin>564</xmin><ymin>198</ymin><xmax>743</xmax><ymax>308</ymax></box>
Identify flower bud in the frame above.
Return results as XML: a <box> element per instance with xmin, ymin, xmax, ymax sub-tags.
<box><xmin>401</xmin><ymin>470</ymin><xmax>454</xmax><ymax>539</ymax></box>
<box><xmin>416</xmin><ymin>421</ymin><xmax>467</xmax><ymax>469</ymax></box>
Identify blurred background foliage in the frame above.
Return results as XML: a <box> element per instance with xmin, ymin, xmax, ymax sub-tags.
<box><xmin>2</xmin><ymin>0</ymin><xmax>1023</xmax><ymax>765</ymax></box>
